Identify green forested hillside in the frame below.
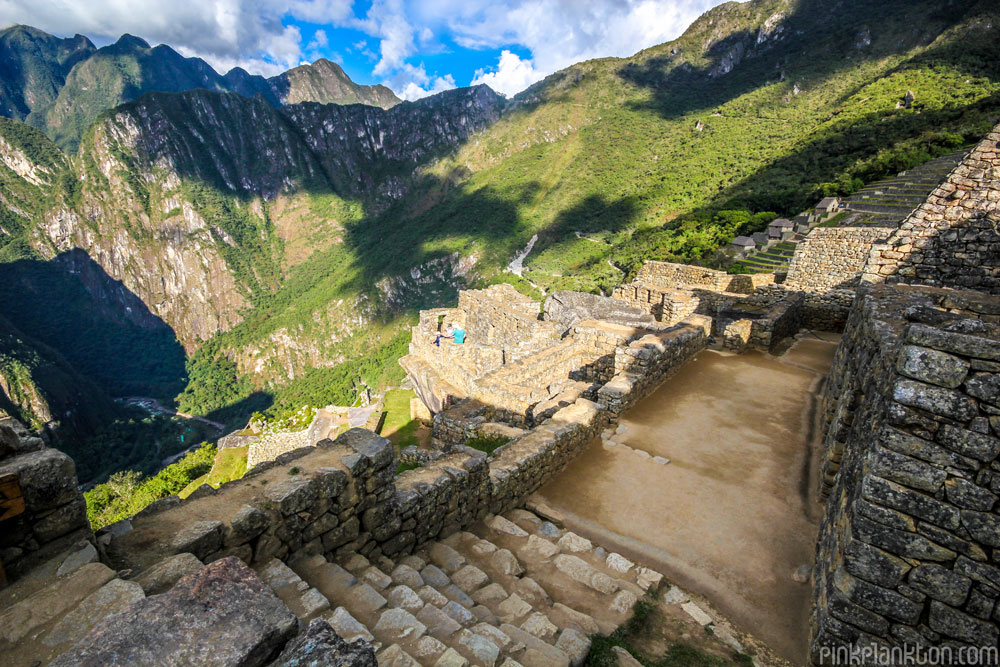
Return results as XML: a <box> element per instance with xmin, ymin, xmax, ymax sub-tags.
<box><xmin>0</xmin><ymin>0</ymin><xmax>998</xmax><ymax>485</ymax></box>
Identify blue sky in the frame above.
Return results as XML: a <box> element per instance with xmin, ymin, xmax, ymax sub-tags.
<box><xmin>2</xmin><ymin>0</ymin><xmax>734</xmax><ymax>99</ymax></box>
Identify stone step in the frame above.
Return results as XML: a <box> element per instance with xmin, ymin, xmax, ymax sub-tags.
<box><xmin>283</xmin><ymin>508</ymin><xmax>667</xmax><ymax>666</ymax></box>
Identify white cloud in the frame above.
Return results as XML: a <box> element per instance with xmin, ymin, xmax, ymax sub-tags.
<box><xmin>0</xmin><ymin>0</ymin><xmax>351</xmax><ymax>76</ymax></box>
<box><xmin>426</xmin><ymin>0</ymin><xmax>729</xmax><ymax>94</ymax></box>
<box><xmin>471</xmin><ymin>50</ymin><xmax>541</xmax><ymax>97</ymax></box>
<box><xmin>384</xmin><ymin>63</ymin><xmax>456</xmax><ymax>101</ymax></box>
<box><xmin>1</xmin><ymin>0</ymin><xmax>735</xmax><ymax>98</ymax></box>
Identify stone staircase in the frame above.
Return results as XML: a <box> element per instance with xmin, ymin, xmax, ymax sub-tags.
<box><xmin>261</xmin><ymin>508</ymin><xmax>662</xmax><ymax>666</ymax></box>
<box><xmin>841</xmin><ymin>149</ymin><xmax>969</xmax><ymax>227</ymax></box>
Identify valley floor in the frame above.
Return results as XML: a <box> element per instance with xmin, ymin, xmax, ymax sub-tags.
<box><xmin>536</xmin><ymin>332</ymin><xmax>840</xmax><ymax>663</ymax></box>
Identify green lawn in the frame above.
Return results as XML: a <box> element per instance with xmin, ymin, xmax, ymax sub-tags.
<box><xmin>179</xmin><ymin>445</ymin><xmax>248</xmax><ymax>498</ymax></box>
<box><xmin>379</xmin><ymin>388</ymin><xmax>422</xmax><ymax>449</ymax></box>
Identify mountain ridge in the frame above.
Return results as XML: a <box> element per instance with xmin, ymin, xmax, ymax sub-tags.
<box><xmin>0</xmin><ymin>24</ymin><xmax>402</xmax><ymax>151</ymax></box>
<box><xmin>0</xmin><ymin>0</ymin><xmax>998</xmax><ymax>478</ymax></box>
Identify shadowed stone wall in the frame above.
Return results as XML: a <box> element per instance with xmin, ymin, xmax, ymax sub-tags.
<box><xmin>812</xmin><ymin>284</ymin><xmax>1000</xmax><ymax>660</ymax></box>
<box><xmin>863</xmin><ymin>124</ymin><xmax>1000</xmax><ymax>294</ymax></box>
<box><xmin>0</xmin><ymin>416</ymin><xmax>93</xmax><ymax>581</ymax></box>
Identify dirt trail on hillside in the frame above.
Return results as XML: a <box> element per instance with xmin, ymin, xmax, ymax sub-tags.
<box><xmin>536</xmin><ymin>333</ymin><xmax>839</xmax><ymax>664</ymax></box>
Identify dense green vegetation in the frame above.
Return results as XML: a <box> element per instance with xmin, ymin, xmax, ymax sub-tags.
<box><xmin>67</xmin><ymin>409</ymin><xmax>214</xmax><ymax>483</ymax></box>
<box><xmin>84</xmin><ymin>442</ymin><xmax>215</xmax><ymax>529</ymax></box>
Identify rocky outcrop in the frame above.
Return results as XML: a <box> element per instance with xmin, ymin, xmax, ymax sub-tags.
<box><xmin>50</xmin><ymin>557</ymin><xmax>298</xmax><ymax>666</ymax></box>
<box><xmin>543</xmin><ymin>290</ymin><xmax>658</xmax><ymax>331</ymax></box>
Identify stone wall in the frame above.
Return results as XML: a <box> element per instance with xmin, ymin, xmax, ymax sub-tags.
<box><xmin>247</xmin><ymin>428</ymin><xmax>311</xmax><ymax>470</ymax></box>
<box><xmin>0</xmin><ymin>416</ymin><xmax>93</xmax><ymax>581</ymax></box>
<box><xmin>99</xmin><ymin>394</ymin><xmax>608</xmax><ymax>578</ymax></box>
<box><xmin>811</xmin><ymin>284</ymin><xmax>1000</xmax><ymax>659</ymax></box>
<box><xmin>458</xmin><ymin>284</ymin><xmax>557</xmax><ymax>347</ymax></box>
<box><xmin>635</xmin><ymin>261</ymin><xmax>749</xmax><ymax>292</ymax></box>
<box><xmin>863</xmin><ymin>125</ymin><xmax>1000</xmax><ymax>294</ymax></box>
<box><xmin>784</xmin><ymin>227</ymin><xmax>889</xmax><ymax>293</ymax></box>
<box><xmin>597</xmin><ymin>316</ymin><xmax>710</xmax><ymax>415</ymax></box>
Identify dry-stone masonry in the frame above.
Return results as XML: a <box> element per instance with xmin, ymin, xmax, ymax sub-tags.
<box><xmin>812</xmin><ymin>284</ymin><xmax>1000</xmax><ymax>660</ymax></box>
<box><xmin>0</xmin><ymin>414</ymin><xmax>93</xmax><ymax>581</ymax></box>
<box><xmin>864</xmin><ymin>123</ymin><xmax>1000</xmax><ymax>294</ymax></box>
<box><xmin>402</xmin><ymin>284</ymin><xmax>707</xmax><ymax>431</ymax></box>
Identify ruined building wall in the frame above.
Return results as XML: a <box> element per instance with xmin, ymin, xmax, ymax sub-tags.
<box><xmin>811</xmin><ymin>284</ymin><xmax>1000</xmax><ymax>658</ymax></box>
<box><xmin>99</xmin><ymin>397</ymin><xmax>607</xmax><ymax>576</ymax></box>
<box><xmin>0</xmin><ymin>417</ymin><xmax>93</xmax><ymax>581</ymax></box>
<box><xmin>863</xmin><ymin>124</ymin><xmax>1000</xmax><ymax>295</ymax></box>
<box><xmin>784</xmin><ymin>227</ymin><xmax>889</xmax><ymax>331</ymax></box>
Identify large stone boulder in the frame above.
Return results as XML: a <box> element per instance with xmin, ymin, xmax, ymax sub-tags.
<box><xmin>272</xmin><ymin>618</ymin><xmax>376</xmax><ymax>666</ymax></box>
<box><xmin>50</xmin><ymin>557</ymin><xmax>297</xmax><ymax>667</ymax></box>
<box><xmin>543</xmin><ymin>291</ymin><xmax>657</xmax><ymax>330</ymax></box>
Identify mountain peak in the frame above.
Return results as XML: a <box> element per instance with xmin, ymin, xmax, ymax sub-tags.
<box><xmin>113</xmin><ymin>33</ymin><xmax>151</xmax><ymax>50</ymax></box>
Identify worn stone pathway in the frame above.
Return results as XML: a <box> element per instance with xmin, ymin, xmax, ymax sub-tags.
<box><xmin>259</xmin><ymin>507</ymin><xmax>663</xmax><ymax>666</ymax></box>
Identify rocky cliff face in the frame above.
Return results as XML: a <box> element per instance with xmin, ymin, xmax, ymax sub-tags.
<box><xmin>0</xmin><ymin>26</ymin><xmax>406</xmax><ymax>152</ymax></box>
<box><xmin>0</xmin><ymin>83</ymin><xmax>504</xmax><ymax>352</ymax></box>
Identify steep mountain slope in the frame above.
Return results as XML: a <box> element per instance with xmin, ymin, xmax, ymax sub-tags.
<box><xmin>0</xmin><ymin>312</ymin><xmax>121</xmax><ymax>440</ymax></box>
<box><xmin>1</xmin><ymin>0</ymin><xmax>999</xmax><ymax>437</ymax></box>
<box><xmin>270</xmin><ymin>59</ymin><xmax>399</xmax><ymax>109</ymax></box>
<box><xmin>0</xmin><ymin>25</ymin><xmax>402</xmax><ymax>152</ymax></box>
<box><xmin>0</xmin><ymin>25</ymin><xmax>95</xmax><ymax>121</ymax></box>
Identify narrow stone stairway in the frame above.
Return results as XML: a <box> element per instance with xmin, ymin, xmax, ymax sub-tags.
<box><xmin>264</xmin><ymin>507</ymin><xmax>664</xmax><ymax>666</ymax></box>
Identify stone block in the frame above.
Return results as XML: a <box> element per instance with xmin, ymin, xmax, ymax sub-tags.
<box><xmin>434</xmin><ymin>647</ymin><xmax>469</xmax><ymax>667</ymax></box>
<box><xmin>0</xmin><ymin>448</ymin><xmax>79</xmax><ymax>511</ymax></box>
<box><xmin>893</xmin><ymin>380</ymin><xmax>977</xmax><ymax>421</ymax></box>
<box><xmin>428</xmin><ymin>543</ymin><xmax>466</xmax><ymax>573</ymax></box>
<box><xmin>490</xmin><ymin>548</ymin><xmax>524</xmax><ymax>576</ymax></box>
<box><xmin>170</xmin><ymin>521</ymin><xmax>224</xmax><ymax>560</ymax></box>
<box><xmin>135</xmin><ymin>553</ymin><xmax>204</xmax><ymax>595</ymax></box>
<box><xmin>451</xmin><ymin>564</ymin><xmax>489</xmax><ymax>593</ymax></box>
<box><xmin>960</xmin><ymin>510</ymin><xmax>1000</xmax><ymax>547</ymax></box>
<box><xmin>928</xmin><ymin>600</ymin><xmax>999</xmax><ymax>646</ymax></box>
<box><xmin>456</xmin><ymin>628</ymin><xmax>500</xmax><ymax>667</ymax></box>
<box><xmin>265</xmin><ymin>477</ymin><xmax>318</xmax><ymax>515</ymax></box>
<box><xmin>908</xmin><ymin>564</ymin><xmax>972</xmax><ymax>606</ymax></box>
<box><xmin>945</xmin><ymin>478</ymin><xmax>998</xmax><ymax>511</ymax></box>
<box><xmin>386</xmin><ymin>584</ymin><xmax>424</xmax><ymax>613</ymax></box>
<box><xmin>375</xmin><ymin>607</ymin><xmax>427</xmax><ymax>641</ymax></box>
<box><xmin>442</xmin><ymin>600</ymin><xmax>475</xmax><ymax>627</ymax></box>
<box><xmin>417</xmin><ymin>603</ymin><xmax>463</xmax><ymax>640</ymax></box>
<box><xmin>937</xmin><ymin>425</ymin><xmax>1000</xmax><ymax>463</ymax></box>
<box><xmin>326</xmin><ymin>606</ymin><xmax>374</xmax><ymax>643</ymax></box>
<box><xmin>49</xmin><ymin>558</ymin><xmax>296</xmax><ymax>667</ymax></box>
<box><xmin>229</xmin><ymin>505</ymin><xmax>271</xmax><ymax>545</ymax></box>
<box><xmin>273</xmin><ymin>618</ymin><xmax>375</xmax><ymax>666</ymax></box>
<box><xmin>897</xmin><ymin>345</ymin><xmax>970</xmax><ymax>388</ymax></box>
<box><xmin>391</xmin><ymin>564</ymin><xmax>424</xmax><ymax>589</ymax></box>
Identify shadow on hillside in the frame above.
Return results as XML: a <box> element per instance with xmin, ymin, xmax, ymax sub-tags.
<box><xmin>334</xmin><ymin>177</ymin><xmax>644</xmax><ymax>311</ymax></box>
<box><xmin>0</xmin><ymin>249</ymin><xmax>187</xmax><ymax>400</ymax></box>
<box><xmin>617</xmin><ymin>0</ymin><xmax>978</xmax><ymax>121</ymax></box>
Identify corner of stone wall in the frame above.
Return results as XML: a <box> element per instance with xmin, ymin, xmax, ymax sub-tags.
<box><xmin>0</xmin><ymin>417</ymin><xmax>93</xmax><ymax>582</ymax></box>
<box><xmin>811</xmin><ymin>284</ymin><xmax>1000</xmax><ymax>659</ymax></box>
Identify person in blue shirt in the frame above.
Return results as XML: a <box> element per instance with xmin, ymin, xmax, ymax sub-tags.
<box><xmin>453</xmin><ymin>326</ymin><xmax>466</xmax><ymax>344</ymax></box>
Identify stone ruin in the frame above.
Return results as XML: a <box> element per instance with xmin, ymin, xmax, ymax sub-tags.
<box><xmin>2</xmin><ymin>124</ymin><xmax>999</xmax><ymax>666</ymax></box>
<box><xmin>400</xmin><ymin>283</ymin><xmax>709</xmax><ymax>449</ymax></box>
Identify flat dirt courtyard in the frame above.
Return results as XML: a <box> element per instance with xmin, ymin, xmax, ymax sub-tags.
<box><xmin>536</xmin><ymin>333</ymin><xmax>840</xmax><ymax>663</ymax></box>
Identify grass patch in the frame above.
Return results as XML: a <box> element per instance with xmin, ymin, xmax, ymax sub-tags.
<box><xmin>379</xmin><ymin>388</ymin><xmax>421</xmax><ymax>449</ymax></box>
<box><xmin>465</xmin><ymin>435</ymin><xmax>511</xmax><ymax>457</ymax></box>
<box><xmin>178</xmin><ymin>446</ymin><xmax>248</xmax><ymax>498</ymax></box>
<box><xmin>396</xmin><ymin>460</ymin><xmax>420</xmax><ymax>475</ymax></box>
